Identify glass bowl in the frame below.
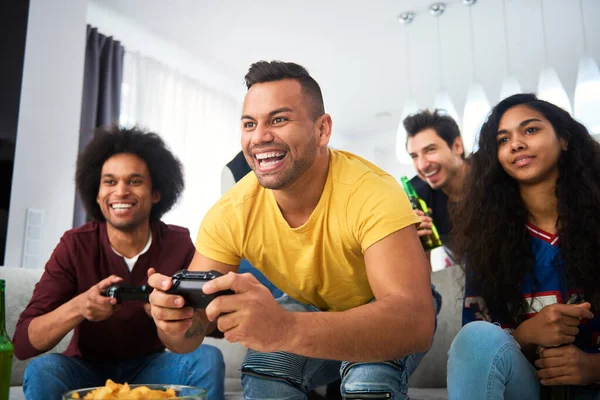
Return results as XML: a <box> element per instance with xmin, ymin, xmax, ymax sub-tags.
<box><xmin>62</xmin><ymin>384</ymin><xmax>207</xmax><ymax>399</ymax></box>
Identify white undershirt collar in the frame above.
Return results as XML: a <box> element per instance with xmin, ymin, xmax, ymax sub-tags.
<box><xmin>111</xmin><ymin>232</ymin><xmax>153</xmax><ymax>271</ymax></box>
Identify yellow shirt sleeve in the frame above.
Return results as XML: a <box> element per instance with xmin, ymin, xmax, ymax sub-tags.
<box><xmin>347</xmin><ymin>174</ymin><xmax>421</xmax><ymax>253</ymax></box>
<box><xmin>195</xmin><ymin>199</ymin><xmax>242</xmax><ymax>266</ymax></box>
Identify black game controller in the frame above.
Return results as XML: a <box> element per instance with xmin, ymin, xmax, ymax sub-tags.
<box><xmin>166</xmin><ymin>269</ymin><xmax>234</xmax><ymax>309</ymax></box>
<box><xmin>103</xmin><ymin>284</ymin><xmax>151</xmax><ymax>303</ymax></box>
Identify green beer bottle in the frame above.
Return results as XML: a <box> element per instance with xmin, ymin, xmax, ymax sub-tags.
<box><xmin>400</xmin><ymin>176</ymin><xmax>443</xmax><ymax>251</ymax></box>
<box><xmin>0</xmin><ymin>280</ymin><xmax>13</xmax><ymax>400</ymax></box>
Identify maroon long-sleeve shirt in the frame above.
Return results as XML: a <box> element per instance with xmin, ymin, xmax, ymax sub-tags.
<box><xmin>13</xmin><ymin>220</ymin><xmax>195</xmax><ymax>362</ymax></box>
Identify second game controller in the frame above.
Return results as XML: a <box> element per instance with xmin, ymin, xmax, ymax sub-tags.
<box><xmin>103</xmin><ymin>284</ymin><xmax>150</xmax><ymax>303</ymax></box>
<box><xmin>166</xmin><ymin>269</ymin><xmax>234</xmax><ymax>309</ymax></box>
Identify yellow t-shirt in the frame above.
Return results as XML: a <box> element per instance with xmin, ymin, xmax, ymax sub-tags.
<box><xmin>197</xmin><ymin>149</ymin><xmax>420</xmax><ymax>311</ymax></box>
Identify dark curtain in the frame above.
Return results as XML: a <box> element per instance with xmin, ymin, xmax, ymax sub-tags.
<box><xmin>73</xmin><ymin>25</ymin><xmax>124</xmax><ymax>228</ymax></box>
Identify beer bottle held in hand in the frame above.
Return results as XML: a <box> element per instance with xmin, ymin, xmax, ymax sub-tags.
<box><xmin>0</xmin><ymin>280</ymin><xmax>13</xmax><ymax>400</ymax></box>
<box><xmin>400</xmin><ymin>176</ymin><xmax>443</xmax><ymax>251</ymax></box>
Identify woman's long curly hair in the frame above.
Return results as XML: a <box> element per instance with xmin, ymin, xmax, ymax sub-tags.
<box><xmin>452</xmin><ymin>93</ymin><xmax>600</xmax><ymax>325</ymax></box>
<box><xmin>75</xmin><ymin>125</ymin><xmax>184</xmax><ymax>222</ymax></box>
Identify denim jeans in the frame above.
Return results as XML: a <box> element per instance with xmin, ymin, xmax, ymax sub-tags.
<box><xmin>447</xmin><ymin>321</ymin><xmax>600</xmax><ymax>400</ymax></box>
<box><xmin>241</xmin><ymin>285</ymin><xmax>442</xmax><ymax>400</ymax></box>
<box><xmin>23</xmin><ymin>344</ymin><xmax>225</xmax><ymax>400</ymax></box>
<box><xmin>238</xmin><ymin>259</ymin><xmax>283</xmax><ymax>299</ymax></box>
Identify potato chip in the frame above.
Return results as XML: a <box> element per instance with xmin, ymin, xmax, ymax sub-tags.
<box><xmin>72</xmin><ymin>379</ymin><xmax>179</xmax><ymax>399</ymax></box>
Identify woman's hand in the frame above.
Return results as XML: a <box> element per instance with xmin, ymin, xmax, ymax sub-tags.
<box><xmin>513</xmin><ymin>303</ymin><xmax>593</xmax><ymax>349</ymax></box>
<box><xmin>535</xmin><ymin>345</ymin><xmax>600</xmax><ymax>386</ymax></box>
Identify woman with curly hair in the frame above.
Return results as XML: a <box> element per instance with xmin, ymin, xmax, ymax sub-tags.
<box><xmin>447</xmin><ymin>94</ymin><xmax>600</xmax><ymax>399</ymax></box>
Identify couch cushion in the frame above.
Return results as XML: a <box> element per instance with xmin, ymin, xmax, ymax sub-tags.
<box><xmin>408</xmin><ymin>267</ymin><xmax>463</xmax><ymax>389</ymax></box>
<box><xmin>0</xmin><ymin>266</ymin><xmax>72</xmax><ymax>386</ymax></box>
<box><xmin>203</xmin><ymin>337</ymin><xmax>245</xmax><ymax>392</ymax></box>
<box><xmin>9</xmin><ymin>386</ymin><xmax>25</xmax><ymax>400</ymax></box>
<box><xmin>407</xmin><ymin>387</ymin><xmax>448</xmax><ymax>400</ymax></box>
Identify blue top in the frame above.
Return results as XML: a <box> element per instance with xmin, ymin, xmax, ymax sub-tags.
<box><xmin>463</xmin><ymin>224</ymin><xmax>600</xmax><ymax>353</ymax></box>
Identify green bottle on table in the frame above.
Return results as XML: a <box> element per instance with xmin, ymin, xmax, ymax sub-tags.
<box><xmin>0</xmin><ymin>279</ymin><xmax>13</xmax><ymax>400</ymax></box>
<box><xmin>400</xmin><ymin>176</ymin><xmax>443</xmax><ymax>251</ymax></box>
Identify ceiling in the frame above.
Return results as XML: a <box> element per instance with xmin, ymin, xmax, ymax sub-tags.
<box><xmin>92</xmin><ymin>0</ymin><xmax>468</xmax><ymax>140</ymax></box>
<box><xmin>91</xmin><ymin>0</ymin><xmax>600</xmax><ymax>147</ymax></box>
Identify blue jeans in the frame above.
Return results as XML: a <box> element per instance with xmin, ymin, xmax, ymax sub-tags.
<box><xmin>23</xmin><ymin>344</ymin><xmax>225</xmax><ymax>400</ymax></box>
<box><xmin>239</xmin><ymin>259</ymin><xmax>283</xmax><ymax>299</ymax></box>
<box><xmin>242</xmin><ymin>285</ymin><xmax>442</xmax><ymax>400</ymax></box>
<box><xmin>447</xmin><ymin>321</ymin><xmax>600</xmax><ymax>400</ymax></box>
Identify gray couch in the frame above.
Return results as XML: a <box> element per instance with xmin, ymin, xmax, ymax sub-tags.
<box><xmin>0</xmin><ymin>266</ymin><xmax>463</xmax><ymax>400</ymax></box>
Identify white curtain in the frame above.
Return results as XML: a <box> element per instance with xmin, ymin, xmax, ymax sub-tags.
<box><xmin>120</xmin><ymin>51</ymin><xmax>240</xmax><ymax>238</ymax></box>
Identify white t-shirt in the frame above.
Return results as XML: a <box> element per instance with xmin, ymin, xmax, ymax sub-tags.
<box><xmin>112</xmin><ymin>232</ymin><xmax>152</xmax><ymax>271</ymax></box>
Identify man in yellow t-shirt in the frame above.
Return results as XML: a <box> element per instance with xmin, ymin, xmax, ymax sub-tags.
<box><xmin>148</xmin><ymin>61</ymin><xmax>441</xmax><ymax>399</ymax></box>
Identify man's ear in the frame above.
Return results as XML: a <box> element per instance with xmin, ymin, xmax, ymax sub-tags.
<box><xmin>152</xmin><ymin>191</ymin><xmax>161</xmax><ymax>204</ymax></box>
<box><xmin>315</xmin><ymin>114</ymin><xmax>333</xmax><ymax>153</ymax></box>
<box><xmin>316</xmin><ymin>113</ymin><xmax>333</xmax><ymax>147</ymax></box>
<box><xmin>452</xmin><ymin>136</ymin><xmax>465</xmax><ymax>157</ymax></box>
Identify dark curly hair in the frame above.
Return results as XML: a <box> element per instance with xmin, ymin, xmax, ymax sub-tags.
<box><xmin>452</xmin><ymin>93</ymin><xmax>600</xmax><ymax>325</ymax></box>
<box><xmin>403</xmin><ymin>109</ymin><xmax>465</xmax><ymax>159</ymax></box>
<box><xmin>75</xmin><ymin>125</ymin><xmax>184</xmax><ymax>222</ymax></box>
<box><xmin>244</xmin><ymin>60</ymin><xmax>324</xmax><ymax>119</ymax></box>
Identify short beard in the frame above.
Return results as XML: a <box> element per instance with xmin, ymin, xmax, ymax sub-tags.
<box><xmin>105</xmin><ymin>215</ymin><xmax>148</xmax><ymax>232</ymax></box>
<box><xmin>255</xmin><ymin>142</ymin><xmax>317</xmax><ymax>190</ymax></box>
<box><xmin>256</xmin><ymin>164</ymin><xmax>304</xmax><ymax>190</ymax></box>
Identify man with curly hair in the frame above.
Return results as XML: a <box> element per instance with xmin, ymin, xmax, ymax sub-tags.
<box><xmin>12</xmin><ymin>126</ymin><xmax>225</xmax><ymax>400</ymax></box>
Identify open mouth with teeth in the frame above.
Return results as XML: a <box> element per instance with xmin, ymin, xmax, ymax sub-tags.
<box><xmin>110</xmin><ymin>202</ymin><xmax>135</xmax><ymax>215</ymax></box>
<box><xmin>254</xmin><ymin>151</ymin><xmax>287</xmax><ymax>169</ymax></box>
<box><xmin>423</xmin><ymin>168</ymin><xmax>440</xmax><ymax>178</ymax></box>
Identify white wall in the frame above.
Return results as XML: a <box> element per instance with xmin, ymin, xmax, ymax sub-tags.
<box><xmin>331</xmin><ymin>134</ymin><xmax>416</xmax><ymax>180</ymax></box>
<box><xmin>4</xmin><ymin>0</ymin><xmax>88</xmax><ymax>267</ymax></box>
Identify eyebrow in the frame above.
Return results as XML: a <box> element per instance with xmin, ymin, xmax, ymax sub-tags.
<box><xmin>241</xmin><ymin>107</ymin><xmax>294</xmax><ymax>121</ymax></box>
<box><xmin>497</xmin><ymin>118</ymin><xmax>542</xmax><ymax>135</ymax></box>
<box><xmin>408</xmin><ymin>143</ymin><xmax>437</xmax><ymax>157</ymax></box>
<box><xmin>418</xmin><ymin>143</ymin><xmax>437</xmax><ymax>153</ymax></box>
<box><xmin>101</xmin><ymin>173</ymin><xmax>145</xmax><ymax>179</ymax></box>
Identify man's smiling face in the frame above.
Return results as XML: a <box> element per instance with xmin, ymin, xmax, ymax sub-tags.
<box><xmin>96</xmin><ymin>153</ymin><xmax>160</xmax><ymax>231</ymax></box>
<box><xmin>240</xmin><ymin>79</ymin><xmax>320</xmax><ymax>190</ymax></box>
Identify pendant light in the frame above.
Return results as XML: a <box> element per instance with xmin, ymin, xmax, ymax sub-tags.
<box><xmin>498</xmin><ymin>0</ymin><xmax>522</xmax><ymax>100</ymax></box>
<box><xmin>536</xmin><ymin>0</ymin><xmax>572</xmax><ymax>113</ymax></box>
<box><xmin>574</xmin><ymin>0</ymin><xmax>600</xmax><ymax>133</ymax></box>
<box><xmin>396</xmin><ymin>12</ymin><xmax>420</xmax><ymax>164</ymax></box>
<box><xmin>462</xmin><ymin>0</ymin><xmax>491</xmax><ymax>154</ymax></box>
<box><xmin>430</xmin><ymin>3</ymin><xmax>461</xmax><ymax>124</ymax></box>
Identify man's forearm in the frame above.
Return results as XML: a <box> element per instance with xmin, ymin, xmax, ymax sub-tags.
<box><xmin>28</xmin><ymin>299</ymin><xmax>84</xmax><ymax>352</ymax></box>
<box><xmin>156</xmin><ymin>311</ymin><xmax>214</xmax><ymax>354</ymax></box>
<box><xmin>282</xmin><ymin>294</ymin><xmax>435</xmax><ymax>362</ymax></box>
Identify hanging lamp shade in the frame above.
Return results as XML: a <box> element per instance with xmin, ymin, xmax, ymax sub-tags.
<box><xmin>499</xmin><ymin>74</ymin><xmax>522</xmax><ymax>101</ymax></box>
<box><xmin>462</xmin><ymin>83</ymin><xmax>491</xmax><ymax>154</ymax></box>
<box><xmin>574</xmin><ymin>56</ymin><xmax>600</xmax><ymax>134</ymax></box>
<box><xmin>433</xmin><ymin>90</ymin><xmax>460</xmax><ymax>125</ymax></box>
<box><xmin>395</xmin><ymin>97</ymin><xmax>420</xmax><ymax>164</ymax></box>
<box><xmin>537</xmin><ymin>67</ymin><xmax>573</xmax><ymax>114</ymax></box>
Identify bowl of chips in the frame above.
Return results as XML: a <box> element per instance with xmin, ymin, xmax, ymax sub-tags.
<box><xmin>63</xmin><ymin>380</ymin><xmax>207</xmax><ymax>400</ymax></box>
